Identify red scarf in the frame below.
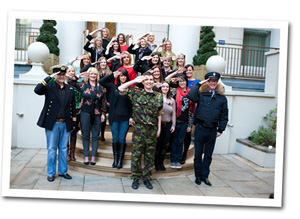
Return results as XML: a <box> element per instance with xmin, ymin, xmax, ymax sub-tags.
<box><xmin>176</xmin><ymin>87</ymin><xmax>195</xmax><ymax>118</ymax></box>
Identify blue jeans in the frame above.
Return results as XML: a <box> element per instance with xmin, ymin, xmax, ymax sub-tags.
<box><xmin>80</xmin><ymin>111</ymin><xmax>101</xmax><ymax>157</ymax></box>
<box><xmin>170</xmin><ymin>121</ymin><xmax>188</xmax><ymax>163</ymax></box>
<box><xmin>45</xmin><ymin>122</ymin><xmax>70</xmax><ymax>176</ymax></box>
<box><xmin>110</xmin><ymin>121</ymin><xmax>129</xmax><ymax>144</ymax></box>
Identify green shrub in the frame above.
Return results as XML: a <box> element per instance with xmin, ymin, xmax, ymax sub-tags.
<box><xmin>248</xmin><ymin>108</ymin><xmax>277</xmax><ymax>147</ymax></box>
<box><xmin>36</xmin><ymin>20</ymin><xmax>60</xmax><ymax>56</ymax></box>
<box><xmin>193</xmin><ymin>26</ymin><xmax>218</xmax><ymax>66</ymax></box>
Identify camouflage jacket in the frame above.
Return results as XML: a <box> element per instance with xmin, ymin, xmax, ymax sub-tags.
<box><xmin>120</xmin><ymin>87</ymin><xmax>163</xmax><ymax>126</ymax></box>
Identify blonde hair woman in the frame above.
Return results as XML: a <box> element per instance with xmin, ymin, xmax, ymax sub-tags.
<box><xmin>146</xmin><ymin>32</ymin><xmax>157</xmax><ymax>51</ymax></box>
<box><xmin>157</xmin><ymin>39</ymin><xmax>176</xmax><ymax>66</ymax></box>
<box><xmin>68</xmin><ymin>67</ymin><xmax>107</xmax><ymax>165</ymax></box>
<box><xmin>96</xmin><ymin>57</ymin><xmax>112</xmax><ymax>78</ymax></box>
<box><xmin>84</xmin><ymin>35</ymin><xmax>105</xmax><ymax>63</ymax></box>
<box><xmin>173</xmin><ymin>53</ymin><xmax>186</xmax><ymax>70</ymax></box>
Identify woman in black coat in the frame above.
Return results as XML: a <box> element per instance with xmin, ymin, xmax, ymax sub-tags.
<box><xmin>127</xmin><ymin>37</ymin><xmax>152</xmax><ymax>65</ymax></box>
<box><xmin>99</xmin><ymin>69</ymin><xmax>133</xmax><ymax>169</ymax></box>
<box><xmin>84</xmin><ymin>34</ymin><xmax>105</xmax><ymax>63</ymax></box>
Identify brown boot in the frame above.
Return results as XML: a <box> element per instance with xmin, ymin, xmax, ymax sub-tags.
<box><xmin>66</xmin><ymin>142</ymin><xmax>70</xmax><ymax>161</ymax></box>
<box><xmin>69</xmin><ymin>135</ymin><xmax>77</xmax><ymax>161</ymax></box>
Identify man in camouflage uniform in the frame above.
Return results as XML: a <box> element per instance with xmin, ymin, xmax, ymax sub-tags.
<box><xmin>119</xmin><ymin>71</ymin><xmax>163</xmax><ymax>189</ymax></box>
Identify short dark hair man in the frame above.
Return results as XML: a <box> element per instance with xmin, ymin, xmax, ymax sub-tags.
<box><xmin>34</xmin><ymin>65</ymin><xmax>76</xmax><ymax>182</ymax></box>
<box><xmin>118</xmin><ymin>72</ymin><xmax>163</xmax><ymax>190</ymax></box>
<box><xmin>187</xmin><ymin>71</ymin><xmax>228</xmax><ymax>186</ymax></box>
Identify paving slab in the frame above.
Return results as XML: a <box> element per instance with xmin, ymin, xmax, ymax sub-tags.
<box><xmin>11</xmin><ymin>148</ymin><xmax>23</xmax><ymax>159</ymax></box>
<box><xmin>251</xmin><ymin>171</ymin><xmax>275</xmax><ymax>186</ymax></box>
<box><xmin>26</xmin><ymin>154</ymin><xmax>47</xmax><ymax>168</ymax></box>
<box><xmin>83</xmin><ymin>175</ymin><xmax>124</xmax><ymax>193</ymax></box>
<box><xmin>12</xmin><ymin>149</ymin><xmax>39</xmax><ymax>161</ymax></box>
<box><xmin>10</xmin><ymin>167</ymin><xmax>44</xmax><ymax>187</ymax></box>
<box><xmin>157</xmin><ymin>176</ymin><xmax>204</xmax><ymax>196</ymax></box>
<box><xmin>58</xmin><ymin>185</ymin><xmax>83</xmax><ymax>191</ymax></box>
<box><xmin>10</xmin><ymin>160</ymin><xmax>29</xmax><ymax>176</ymax></box>
<box><xmin>198</xmin><ymin>186</ymin><xmax>242</xmax><ymax>197</ymax></box>
<box><xmin>33</xmin><ymin>175</ymin><xmax>62</xmax><ymax>190</ymax></box>
<box><xmin>213</xmin><ymin>170</ymin><xmax>258</xmax><ymax>181</ymax></box>
<box><xmin>224</xmin><ymin>180</ymin><xmax>274</xmax><ymax>196</ymax></box>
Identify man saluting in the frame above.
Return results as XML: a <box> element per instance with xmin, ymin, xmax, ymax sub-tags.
<box><xmin>34</xmin><ymin>65</ymin><xmax>76</xmax><ymax>182</ymax></box>
<box><xmin>187</xmin><ymin>71</ymin><xmax>228</xmax><ymax>186</ymax></box>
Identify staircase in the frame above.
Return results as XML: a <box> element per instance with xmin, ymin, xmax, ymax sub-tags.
<box><xmin>68</xmin><ymin>125</ymin><xmax>195</xmax><ymax>179</ymax></box>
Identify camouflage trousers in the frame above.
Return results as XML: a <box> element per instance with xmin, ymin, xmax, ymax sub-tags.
<box><xmin>131</xmin><ymin>123</ymin><xmax>157</xmax><ymax>181</ymax></box>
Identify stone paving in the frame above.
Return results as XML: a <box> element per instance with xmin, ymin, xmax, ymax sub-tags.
<box><xmin>9</xmin><ymin>148</ymin><xmax>274</xmax><ymax>198</ymax></box>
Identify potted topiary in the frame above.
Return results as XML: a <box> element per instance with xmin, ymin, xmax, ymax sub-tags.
<box><xmin>193</xmin><ymin>26</ymin><xmax>218</xmax><ymax>81</ymax></box>
<box><xmin>36</xmin><ymin>20</ymin><xmax>60</xmax><ymax>74</ymax></box>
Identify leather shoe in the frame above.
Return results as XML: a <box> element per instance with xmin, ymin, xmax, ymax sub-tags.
<box><xmin>201</xmin><ymin>178</ymin><xmax>212</xmax><ymax>186</ymax></box>
<box><xmin>195</xmin><ymin>177</ymin><xmax>201</xmax><ymax>185</ymax></box>
<box><xmin>132</xmin><ymin>180</ymin><xmax>139</xmax><ymax>189</ymax></box>
<box><xmin>144</xmin><ymin>180</ymin><xmax>153</xmax><ymax>189</ymax></box>
<box><xmin>59</xmin><ymin>173</ymin><xmax>72</xmax><ymax>180</ymax></box>
<box><xmin>47</xmin><ymin>176</ymin><xmax>55</xmax><ymax>182</ymax></box>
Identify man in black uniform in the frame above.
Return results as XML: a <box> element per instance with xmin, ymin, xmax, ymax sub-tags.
<box><xmin>34</xmin><ymin>65</ymin><xmax>76</xmax><ymax>182</ymax></box>
<box><xmin>187</xmin><ymin>71</ymin><xmax>228</xmax><ymax>186</ymax></box>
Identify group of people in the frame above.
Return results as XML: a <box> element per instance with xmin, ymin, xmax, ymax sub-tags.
<box><xmin>34</xmin><ymin>27</ymin><xmax>228</xmax><ymax>190</ymax></box>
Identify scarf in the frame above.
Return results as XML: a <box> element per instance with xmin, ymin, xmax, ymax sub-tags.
<box><xmin>139</xmin><ymin>48</ymin><xmax>146</xmax><ymax>59</ymax></box>
<box><xmin>176</xmin><ymin>86</ymin><xmax>195</xmax><ymax>118</ymax></box>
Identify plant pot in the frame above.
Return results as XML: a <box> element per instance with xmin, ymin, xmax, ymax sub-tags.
<box><xmin>236</xmin><ymin>138</ymin><xmax>275</xmax><ymax>168</ymax></box>
<box><xmin>194</xmin><ymin>65</ymin><xmax>208</xmax><ymax>81</ymax></box>
<box><xmin>43</xmin><ymin>53</ymin><xmax>59</xmax><ymax>75</ymax></box>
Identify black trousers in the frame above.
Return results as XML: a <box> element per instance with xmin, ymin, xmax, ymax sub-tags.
<box><xmin>156</xmin><ymin>121</ymin><xmax>172</xmax><ymax>157</ymax></box>
<box><xmin>193</xmin><ymin>123</ymin><xmax>217</xmax><ymax>178</ymax></box>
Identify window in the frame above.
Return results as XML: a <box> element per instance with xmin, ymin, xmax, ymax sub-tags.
<box><xmin>242</xmin><ymin>29</ymin><xmax>271</xmax><ymax>68</ymax></box>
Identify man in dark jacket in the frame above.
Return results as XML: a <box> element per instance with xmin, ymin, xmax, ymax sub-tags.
<box><xmin>187</xmin><ymin>71</ymin><xmax>228</xmax><ymax>186</ymax></box>
<box><xmin>34</xmin><ymin>65</ymin><xmax>76</xmax><ymax>182</ymax></box>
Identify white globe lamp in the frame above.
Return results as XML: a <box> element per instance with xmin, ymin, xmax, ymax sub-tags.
<box><xmin>20</xmin><ymin>42</ymin><xmax>50</xmax><ymax>79</ymax></box>
<box><xmin>206</xmin><ymin>55</ymin><xmax>226</xmax><ymax>73</ymax></box>
<box><xmin>27</xmin><ymin>42</ymin><xmax>50</xmax><ymax>63</ymax></box>
<box><xmin>206</xmin><ymin>55</ymin><xmax>232</xmax><ymax>91</ymax></box>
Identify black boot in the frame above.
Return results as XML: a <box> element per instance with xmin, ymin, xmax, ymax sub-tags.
<box><xmin>116</xmin><ymin>143</ymin><xmax>126</xmax><ymax>169</ymax></box>
<box><xmin>100</xmin><ymin>120</ymin><xmax>106</xmax><ymax>141</ymax></box>
<box><xmin>160</xmin><ymin>154</ymin><xmax>166</xmax><ymax>171</ymax></box>
<box><xmin>112</xmin><ymin>143</ymin><xmax>119</xmax><ymax>168</ymax></box>
<box><xmin>155</xmin><ymin>155</ymin><xmax>160</xmax><ymax>171</ymax></box>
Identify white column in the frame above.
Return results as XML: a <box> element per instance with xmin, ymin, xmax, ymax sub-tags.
<box><xmin>56</xmin><ymin>21</ymin><xmax>86</xmax><ymax>65</ymax></box>
<box><xmin>168</xmin><ymin>25</ymin><xmax>201</xmax><ymax>65</ymax></box>
<box><xmin>264</xmin><ymin>50</ymin><xmax>280</xmax><ymax>97</ymax></box>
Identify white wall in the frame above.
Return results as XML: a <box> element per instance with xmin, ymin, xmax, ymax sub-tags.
<box><xmin>56</xmin><ymin>20</ymin><xmax>86</xmax><ymax>65</ymax></box>
<box><xmin>12</xmin><ymin>79</ymin><xmax>47</xmax><ymax>148</ymax></box>
<box><xmin>169</xmin><ymin>25</ymin><xmax>200</xmax><ymax>65</ymax></box>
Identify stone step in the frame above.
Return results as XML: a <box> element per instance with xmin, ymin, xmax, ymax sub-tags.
<box><xmin>69</xmin><ymin>127</ymin><xmax>196</xmax><ymax>178</ymax></box>
<box><xmin>68</xmin><ymin>153</ymin><xmax>195</xmax><ymax>179</ymax></box>
<box><xmin>75</xmin><ymin>136</ymin><xmax>195</xmax><ymax>160</ymax></box>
